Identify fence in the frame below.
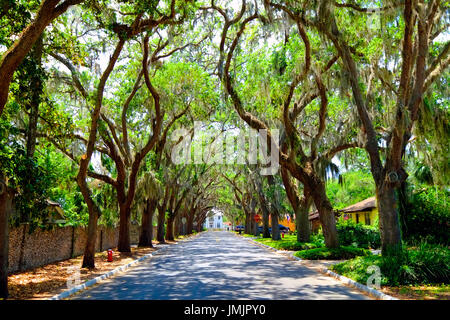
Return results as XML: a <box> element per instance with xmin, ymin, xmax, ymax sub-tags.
<box><xmin>7</xmin><ymin>223</ymin><xmax>153</xmax><ymax>273</ymax></box>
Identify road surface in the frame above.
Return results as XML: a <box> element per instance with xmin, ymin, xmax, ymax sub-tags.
<box><xmin>71</xmin><ymin>231</ymin><xmax>370</xmax><ymax>300</ymax></box>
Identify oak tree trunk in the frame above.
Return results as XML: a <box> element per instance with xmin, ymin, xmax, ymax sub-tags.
<box><xmin>165</xmin><ymin>216</ymin><xmax>174</xmax><ymax>241</ymax></box>
<box><xmin>156</xmin><ymin>206</ymin><xmax>166</xmax><ymax>243</ymax></box>
<box><xmin>249</xmin><ymin>211</ymin><xmax>255</xmax><ymax>236</ymax></box>
<box><xmin>271</xmin><ymin>213</ymin><xmax>280</xmax><ymax>240</ymax></box>
<box><xmin>0</xmin><ymin>179</ymin><xmax>14</xmax><ymax>299</ymax></box>
<box><xmin>262</xmin><ymin>208</ymin><xmax>270</xmax><ymax>238</ymax></box>
<box><xmin>297</xmin><ymin>196</ymin><xmax>312</xmax><ymax>243</ymax></box>
<box><xmin>377</xmin><ymin>184</ymin><xmax>403</xmax><ymax>255</ymax></box>
<box><xmin>310</xmin><ymin>179</ymin><xmax>339</xmax><ymax>248</ymax></box>
<box><xmin>186</xmin><ymin>211</ymin><xmax>194</xmax><ymax>235</ymax></box>
<box><xmin>117</xmin><ymin>205</ymin><xmax>131</xmax><ymax>253</ymax></box>
<box><xmin>81</xmin><ymin>207</ymin><xmax>99</xmax><ymax>269</ymax></box>
<box><xmin>138</xmin><ymin>198</ymin><xmax>156</xmax><ymax>247</ymax></box>
<box><xmin>244</xmin><ymin>210</ymin><xmax>251</xmax><ymax>234</ymax></box>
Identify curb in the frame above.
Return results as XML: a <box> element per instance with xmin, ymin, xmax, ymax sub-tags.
<box><xmin>289</xmin><ymin>254</ymin><xmax>398</xmax><ymax>300</ymax></box>
<box><xmin>240</xmin><ymin>235</ymin><xmax>398</xmax><ymax>300</ymax></box>
<box><xmin>49</xmin><ymin>233</ymin><xmax>202</xmax><ymax>300</ymax></box>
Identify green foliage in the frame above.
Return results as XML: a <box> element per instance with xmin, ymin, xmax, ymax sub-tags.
<box><xmin>413</xmin><ymin>92</ymin><xmax>450</xmax><ymax>186</ymax></box>
<box><xmin>331</xmin><ymin>243</ymin><xmax>450</xmax><ymax>286</ymax></box>
<box><xmin>0</xmin><ymin>0</ymin><xmax>40</xmax><ymax>47</ymax></box>
<box><xmin>294</xmin><ymin>246</ymin><xmax>372</xmax><ymax>260</ymax></box>
<box><xmin>0</xmin><ymin>140</ymin><xmax>52</xmax><ymax>232</ymax></box>
<box><xmin>326</xmin><ymin>170</ymin><xmax>375</xmax><ymax>210</ymax></box>
<box><xmin>401</xmin><ymin>185</ymin><xmax>450</xmax><ymax>245</ymax></box>
<box><xmin>255</xmin><ymin>234</ymin><xmax>322</xmax><ymax>251</ymax></box>
<box><xmin>336</xmin><ymin>218</ymin><xmax>381</xmax><ymax>249</ymax></box>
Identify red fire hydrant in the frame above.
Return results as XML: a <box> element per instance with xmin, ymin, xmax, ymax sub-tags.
<box><xmin>107</xmin><ymin>249</ymin><xmax>113</xmax><ymax>262</ymax></box>
<box><xmin>282</xmin><ymin>233</ymin><xmax>285</xmax><ymax>239</ymax></box>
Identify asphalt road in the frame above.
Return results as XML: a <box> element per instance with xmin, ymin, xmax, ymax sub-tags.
<box><xmin>71</xmin><ymin>231</ymin><xmax>370</xmax><ymax>300</ymax></box>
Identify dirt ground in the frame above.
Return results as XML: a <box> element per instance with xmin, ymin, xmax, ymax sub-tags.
<box><xmin>380</xmin><ymin>285</ymin><xmax>450</xmax><ymax>300</ymax></box>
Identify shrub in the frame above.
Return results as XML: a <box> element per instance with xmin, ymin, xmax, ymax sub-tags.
<box><xmin>331</xmin><ymin>243</ymin><xmax>450</xmax><ymax>286</ymax></box>
<box><xmin>294</xmin><ymin>246</ymin><xmax>372</xmax><ymax>260</ymax></box>
<box><xmin>310</xmin><ymin>233</ymin><xmax>325</xmax><ymax>248</ymax></box>
<box><xmin>401</xmin><ymin>186</ymin><xmax>450</xmax><ymax>245</ymax></box>
<box><xmin>406</xmin><ymin>242</ymin><xmax>450</xmax><ymax>284</ymax></box>
<box><xmin>336</xmin><ymin>218</ymin><xmax>381</xmax><ymax>249</ymax></box>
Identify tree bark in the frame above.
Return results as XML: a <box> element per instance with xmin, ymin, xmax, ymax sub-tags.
<box><xmin>280</xmin><ymin>167</ymin><xmax>311</xmax><ymax>242</ymax></box>
<box><xmin>310</xmin><ymin>180</ymin><xmax>339</xmax><ymax>248</ymax></box>
<box><xmin>138</xmin><ymin>198</ymin><xmax>157</xmax><ymax>247</ymax></box>
<box><xmin>253</xmin><ymin>212</ymin><xmax>258</xmax><ymax>236</ymax></box>
<box><xmin>296</xmin><ymin>195</ymin><xmax>312</xmax><ymax>243</ymax></box>
<box><xmin>271</xmin><ymin>213</ymin><xmax>280</xmax><ymax>241</ymax></box>
<box><xmin>267</xmin><ymin>175</ymin><xmax>281</xmax><ymax>241</ymax></box>
<box><xmin>156</xmin><ymin>206</ymin><xmax>166</xmax><ymax>243</ymax></box>
<box><xmin>377</xmin><ymin>184</ymin><xmax>403</xmax><ymax>255</ymax></box>
<box><xmin>250</xmin><ymin>172</ymin><xmax>271</xmax><ymax>238</ymax></box>
<box><xmin>261</xmin><ymin>208</ymin><xmax>270</xmax><ymax>238</ymax></box>
<box><xmin>81</xmin><ymin>205</ymin><xmax>99</xmax><ymax>269</ymax></box>
<box><xmin>244</xmin><ymin>209</ymin><xmax>251</xmax><ymax>234</ymax></box>
<box><xmin>249</xmin><ymin>210</ymin><xmax>255</xmax><ymax>235</ymax></box>
<box><xmin>165</xmin><ymin>216</ymin><xmax>174</xmax><ymax>241</ymax></box>
<box><xmin>186</xmin><ymin>209</ymin><xmax>195</xmax><ymax>235</ymax></box>
<box><xmin>117</xmin><ymin>205</ymin><xmax>131</xmax><ymax>252</ymax></box>
<box><xmin>174</xmin><ymin>214</ymin><xmax>181</xmax><ymax>237</ymax></box>
<box><xmin>0</xmin><ymin>178</ymin><xmax>14</xmax><ymax>299</ymax></box>
<box><xmin>318</xmin><ymin>206</ymin><xmax>339</xmax><ymax>248</ymax></box>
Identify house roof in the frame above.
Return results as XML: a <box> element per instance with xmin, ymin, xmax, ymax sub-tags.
<box><xmin>341</xmin><ymin>196</ymin><xmax>376</xmax><ymax>213</ymax></box>
<box><xmin>308</xmin><ymin>196</ymin><xmax>376</xmax><ymax>220</ymax></box>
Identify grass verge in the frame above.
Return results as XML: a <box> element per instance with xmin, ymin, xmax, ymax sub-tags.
<box><xmin>330</xmin><ymin>243</ymin><xmax>449</xmax><ymax>299</ymax></box>
<box><xmin>294</xmin><ymin>246</ymin><xmax>372</xmax><ymax>260</ymax></box>
<box><xmin>254</xmin><ymin>234</ymin><xmax>321</xmax><ymax>251</ymax></box>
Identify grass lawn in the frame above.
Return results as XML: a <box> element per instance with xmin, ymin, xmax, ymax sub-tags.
<box><xmin>294</xmin><ymin>246</ymin><xmax>372</xmax><ymax>260</ymax></box>
<box><xmin>330</xmin><ymin>245</ymin><xmax>450</xmax><ymax>300</ymax></box>
<box><xmin>252</xmin><ymin>234</ymin><xmax>321</xmax><ymax>251</ymax></box>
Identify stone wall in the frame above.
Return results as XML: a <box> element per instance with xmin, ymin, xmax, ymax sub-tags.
<box><xmin>7</xmin><ymin>224</ymin><xmax>152</xmax><ymax>274</ymax></box>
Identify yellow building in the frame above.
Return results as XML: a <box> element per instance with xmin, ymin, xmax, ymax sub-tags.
<box><xmin>308</xmin><ymin>196</ymin><xmax>378</xmax><ymax>233</ymax></box>
<box><xmin>340</xmin><ymin>196</ymin><xmax>378</xmax><ymax>226</ymax></box>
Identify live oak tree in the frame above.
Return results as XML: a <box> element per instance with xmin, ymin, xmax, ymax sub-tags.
<box><xmin>43</xmin><ymin>0</ymin><xmax>195</xmax><ymax>263</ymax></box>
<box><xmin>0</xmin><ymin>0</ymin><xmax>84</xmax><ymax>117</ymax></box>
<box><xmin>0</xmin><ymin>0</ymin><xmax>83</xmax><ymax>298</ymax></box>
<box><xmin>302</xmin><ymin>0</ymin><xmax>449</xmax><ymax>255</ymax></box>
<box><xmin>206</xmin><ymin>0</ymin><xmax>362</xmax><ymax>248</ymax></box>
<box><xmin>1</xmin><ymin>0</ymin><xmax>448</xmax><ymax>300</ymax></box>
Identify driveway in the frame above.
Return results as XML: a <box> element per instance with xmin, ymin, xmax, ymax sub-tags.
<box><xmin>71</xmin><ymin>231</ymin><xmax>370</xmax><ymax>300</ymax></box>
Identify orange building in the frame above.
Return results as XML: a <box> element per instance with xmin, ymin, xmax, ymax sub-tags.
<box><xmin>268</xmin><ymin>214</ymin><xmax>295</xmax><ymax>232</ymax></box>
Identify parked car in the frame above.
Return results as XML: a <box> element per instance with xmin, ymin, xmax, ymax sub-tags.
<box><xmin>234</xmin><ymin>225</ymin><xmax>245</xmax><ymax>232</ymax></box>
<box><xmin>279</xmin><ymin>224</ymin><xmax>290</xmax><ymax>233</ymax></box>
<box><xmin>257</xmin><ymin>225</ymin><xmax>290</xmax><ymax>234</ymax></box>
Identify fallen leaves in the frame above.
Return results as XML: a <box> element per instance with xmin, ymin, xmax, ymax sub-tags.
<box><xmin>7</xmin><ymin>245</ymin><xmax>160</xmax><ymax>300</ymax></box>
<box><xmin>380</xmin><ymin>284</ymin><xmax>450</xmax><ymax>300</ymax></box>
